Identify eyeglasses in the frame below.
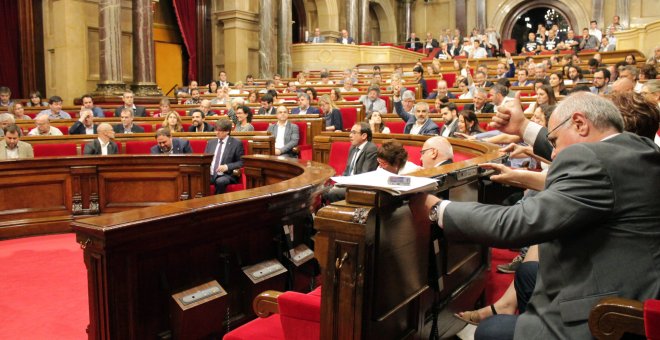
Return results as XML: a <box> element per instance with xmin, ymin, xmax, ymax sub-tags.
<box><xmin>420</xmin><ymin>147</ymin><xmax>436</xmax><ymax>155</ymax></box>
<box><xmin>546</xmin><ymin>115</ymin><xmax>572</xmax><ymax>148</ymax></box>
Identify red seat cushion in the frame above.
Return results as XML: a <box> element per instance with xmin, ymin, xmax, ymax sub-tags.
<box><xmin>124</xmin><ymin>140</ymin><xmax>154</xmax><ymax>154</ymax></box>
<box><xmin>279</xmin><ymin>290</ymin><xmax>321</xmax><ymax>340</ymax></box>
<box><xmin>33</xmin><ymin>143</ymin><xmax>78</xmax><ymax>157</ymax></box>
<box><xmin>453</xmin><ymin>151</ymin><xmax>473</xmax><ymax>162</ymax></box>
<box><xmin>426</xmin><ymin>78</ymin><xmax>438</xmax><ymax>95</ymax></box>
<box><xmin>252</xmin><ymin>121</ymin><xmax>270</xmax><ymax>131</ymax></box>
<box><xmin>55</xmin><ymin>126</ymin><xmax>69</xmax><ymax>135</ymax></box>
<box><xmin>386</xmin><ymin>121</ymin><xmax>406</xmax><ymax>134</ymax></box>
<box><xmin>189</xmin><ymin>140</ymin><xmax>207</xmax><ymax>154</ymax></box>
<box><xmin>104</xmin><ymin>111</ymin><xmax>114</xmax><ymax>118</ymax></box>
<box><xmin>645</xmin><ymin>299</ymin><xmax>660</xmax><ymax>340</ymax></box>
<box><xmin>182</xmin><ymin>123</ymin><xmax>192</xmax><ymax>132</ymax></box>
<box><xmin>328</xmin><ymin>142</ymin><xmax>351</xmax><ymax>175</ymax></box>
<box><xmin>138</xmin><ymin>124</ymin><xmax>154</xmax><ymax>132</ymax></box>
<box><xmin>403</xmin><ymin>145</ymin><xmax>422</xmax><ymax>164</ymax></box>
<box><xmin>223</xmin><ymin>314</ymin><xmax>284</xmax><ymax>340</ymax></box>
<box><xmin>338</xmin><ymin>107</ymin><xmax>358</xmax><ymax>132</ymax></box>
<box><xmin>443</xmin><ymin>73</ymin><xmax>457</xmax><ymax>88</ymax></box>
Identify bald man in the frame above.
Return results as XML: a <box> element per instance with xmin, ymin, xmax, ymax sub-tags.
<box><xmin>420</xmin><ymin>136</ymin><xmax>454</xmax><ymax>169</ymax></box>
<box><xmin>84</xmin><ymin>123</ymin><xmax>118</xmax><ymax>155</ymax></box>
<box><xmin>611</xmin><ymin>77</ymin><xmax>634</xmax><ymax>94</ymax></box>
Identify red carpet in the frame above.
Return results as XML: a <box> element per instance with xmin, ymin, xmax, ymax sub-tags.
<box><xmin>486</xmin><ymin>248</ymin><xmax>519</xmax><ymax>305</ymax></box>
<box><xmin>0</xmin><ymin>233</ymin><xmax>88</xmax><ymax>339</ymax></box>
<box><xmin>0</xmin><ymin>234</ymin><xmax>515</xmax><ymax>339</ymax></box>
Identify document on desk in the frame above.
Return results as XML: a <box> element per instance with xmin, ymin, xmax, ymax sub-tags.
<box><xmin>331</xmin><ymin>168</ymin><xmax>438</xmax><ymax>196</ymax></box>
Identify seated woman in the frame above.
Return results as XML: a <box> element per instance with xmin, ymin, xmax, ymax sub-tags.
<box><xmin>329</xmin><ymin>88</ymin><xmax>343</xmax><ymax>102</ymax></box>
<box><xmin>233</xmin><ymin>105</ymin><xmax>254</xmax><ymax>132</ymax></box>
<box><xmin>456</xmin><ymin>78</ymin><xmax>473</xmax><ymax>99</ymax></box>
<box><xmin>9</xmin><ymin>102</ymin><xmax>31</xmax><ymax>120</ymax></box>
<box><xmin>162</xmin><ymin>111</ymin><xmax>184</xmax><ymax>132</ymax></box>
<box><xmin>317</xmin><ymin>94</ymin><xmax>343</xmax><ymax>132</ymax></box>
<box><xmin>366</xmin><ymin>111</ymin><xmax>390</xmax><ymax>134</ymax></box>
<box><xmin>524</xmin><ymin>84</ymin><xmax>557</xmax><ymax>114</ymax></box>
<box><xmin>376</xmin><ymin>139</ymin><xmax>420</xmax><ymax>175</ymax></box>
<box><xmin>153</xmin><ymin>97</ymin><xmax>173</xmax><ymax>118</ymax></box>
<box><xmin>206</xmin><ymin>81</ymin><xmax>218</xmax><ymax>95</ymax></box>
<box><xmin>26</xmin><ymin>90</ymin><xmax>48</xmax><ymax>107</ymax></box>
<box><xmin>549</xmin><ymin>72</ymin><xmax>568</xmax><ymax>97</ymax></box>
<box><xmin>454</xmin><ymin>110</ymin><xmax>483</xmax><ymax>137</ymax></box>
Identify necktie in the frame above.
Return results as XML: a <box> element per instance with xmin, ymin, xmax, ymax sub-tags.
<box><xmin>368</xmin><ymin>100</ymin><xmax>374</xmax><ymax>113</ymax></box>
<box><xmin>346</xmin><ymin>146</ymin><xmax>359</xmax><ymax>175</ymax></box>
<box><xmin>211</xmin><ymin>140</ymin><xmax>224</xmax><ymax>175</ymax></box>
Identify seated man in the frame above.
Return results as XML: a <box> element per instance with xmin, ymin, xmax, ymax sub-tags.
<box><xmin>291</xmin><ymin>93</ymin><xmax>320</xmax><ymax>115</ymax></box>
<box><xmin>308</xmin><ymin>27</ymin><xmax>325</xmax><ymax>43</ymax></box>
<box><xmin>113</xmin><ymin>108</ymin><xmax>145</xmax><ymax>134</ymax></box>
<box><xmin>394</xmin><ymin>90</ymin><xmax>439</xmax><ymax>135</ymax></box>
<box><xmin>257</xmin><ymin>94</ymin><xmax>276</xmax><ymax>115</ymax></box>
<box><xmin>267</xmin><ymin>106</ymin><xmax>300</xmax><ymax>158</ymax></box>
<box><xmin>405</xmin><ymin>32</ymin><xmax>422</xmax><ymax>51</ymax></box>
<box><xmin>69</xmin><ymin>109</ymin><xmax>97</xmax><ymax>135</ymax></box>
<box><xmin>81</xmin><ymin>94</ymin><xmax>105</xmax><ymax>118</ymax></box>
<box><xmin>359</xmin><ymin>86</ymin><xmax>387</xmax><ymax>115</ymax></box>
<box><xmin>205</xmin><ymin>119</ymin><xmax>244</xmax><ymax>194</ymax></box>
<box><xmin>113</xmin><ymin>90</ymin><xmax>146</xmax><ymax>117</ymax></box>
<box><xmin>37</xmin><ymin>96</ymin><xmax>71</xmax><ymax>119</ymax></box>
<box><xmin>184</xmin><ymin>88</ymin><xmax>202</xmax><ymax>105</ymax></box>
<box><xmin>150</xmin><ymin>128</ymin><xmax>193</xmax><ymax>154</ymax></box>
<box><xmin>28</xmin><ymin>115</ymin><xmax>63</xmax><ymax>136</ymax></box>
<box><xmin>438</xmin><ymin>102</ymin><xmax>459</xmax><ymax>137</ymax></box>
<box><xmin>84</xmin><ymin>123</ymin><xmax>118</xmax><ymax>155</ymax></box>
<box><xmin>339</xmin><ymin>29</ymin><xmax>354</xmax><ymax>44</ymax></box>
<box><xmin>512</xmin><ymin>69</ymin><xmax>534</xmax><ymax>87</ymax></box>
<box><xmin>188</xmin><ymin>109</ymin><xmax>215</xmax><ymax>132</ymax></box>
<box><xmin>339</xmin><ymin>78</ymin><xmax>358</xmax><ymax>93</ymax></box>
<box><xmin>427</xmin><ymin>80</ymin><xmax>456</xmax><ymax>100</ymax></box>
<box><xmin>464</xmin><ymin>88</ymin><xmax>495</xmax><ymax>114</ymax></box>
<box><xmin>0</xmin><ymin>124</ymin><xmax>34</xmax><ymax>159</ymax></box>
<box><xmin>0</xmin><ymin>113</ymin><xmax>15</xmax><ymax>137</ymax></box>
<box><xmin>323</xmin><ymin>122</ymin><xmax>378</xmax><ymax>203</ymax></box>
<box><xmin>419</xmin><ymin>136</ymin><xmax>453</xmax><ymax>168</ymax></box>
<box><xmin>0</xmin><ymin>86</ymin><xmax>14</xmax><ymax>107</ymax></box>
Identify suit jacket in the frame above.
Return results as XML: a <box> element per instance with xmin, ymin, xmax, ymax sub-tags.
<box><xmin>150</xmin><ymin>138</ymin><xmax>193</xmax><ymax>154</ymax></box>
<box><xmin>342</xmin><ymin>141</ymin><xmax>378</xmax><ymax>176</ymax></box>
<box><xmin>69</xmin><ymin>121</ymin><xmax>98</xmax><ymax>135</ymax></box>
<box><xmin>114</xmin><ymin>106</ymin><xmax>147</xmax><ymax>117</ymax></box>
<box><xmin>324</xmin><ymin>108</ymin><xmax>343</xmax><ymax>132</ymax></box>
<box><xmin>188</xmin><ymin>122</ymin><xmax>215</xmax><ymax>132</ymax></box>
<box><xmin>405</xmin><ymin>37</ymin><xmax>422</xmax><ymax>50</ymax></box>
<box><xmin>424</xmin><ymin>38</ymin><xmax>440</xmax><ymax>49</ymax></box>
<box><xmin>308</xmin><ymin>35</ymin><xmax>326</xmax><ymax>43</ymax></box>
<box><xmin>258</xmin><ymin>107</ymin><xmax>277</xmax><ymax>115</ymax></box>
<box><xmin>512</xmin><ymin>80</ymin><xmax>534</xmax><ymax>87</ymax></box>
<box><xmin>394</xmin><ymin>100</ymin><xmax>440</xmax><ymax>135</ymax></box>
<box><xmin>83</xmin><ymin>139</ymin><xmax>119</xmax><ymax>155</ymax></box>
<box><xmin>463</xmin><ymin>103</ymin><xmax>495</xmax><ymax>114</ymax></box>
<box><xmin>427</xmin><ymin>92</ymin><xmax>456</xmax><ymax>100</ymax></box>
<box><xmin>0</xmin><ymin>140</ymin><xmax>34</xmax><ymax>159</ymax></box>
<box><xmin>443</xmin><ymin>132</ymin><xmax>660</xmax><ymax>339</ymax></box>
<box><xmin>267</xmin><ymin>121</ymin><xmax>300</xmax><ymax>157</ymax></box>
<box><xmin>291</xmin><ymin>106</ymin><xmax>320</xmax><ymax>115</ymax></box>
<box><xmin>439</xmin><ymin>119</ymin><xmax>459</xmax><ymax>137</ymax></box>
<box><xmin>113</xmin><ymin>123</ymin><xmax>145</xmax><ymax>134</ymax></box>
<box><xmin>204</xmin><ymin>136</ymin><xmax>244</xmax><ymax>175</ymax></box>
<box><xmin>340</xmin><ymin>37</ymin><xmax>355</xmax><ymax>44</ymax></box>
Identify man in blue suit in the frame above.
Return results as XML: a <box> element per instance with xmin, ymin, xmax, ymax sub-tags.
<box><xmin>150</xmin><ymin>128</ymin><xmax>193</xmax><ymax>154</ymax></box>
<box><xmin>267</xmin><ymin>106</ymin><xmax>300</xmax><ymax>158</ymax></box>
<box><xmin>394</xmin><ymin>90</ymin><xmax>439</xmax><ymax>135</ymax></box>
<box><xmin>290</xmin><ymin>93</ymin><xmax>320</xmax><ymax>115</ymax></box>
<box><xmin>205</xmin><ymin>119</ymin><xmax>244</xmax><ymax>194</ymax></box>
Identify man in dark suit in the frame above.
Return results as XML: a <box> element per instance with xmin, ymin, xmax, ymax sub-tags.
<box><xmin>405</xmin><ymin>32</ymin><xmax>422</xmax><ymax>50</ymax></box>
<box><xmin>438</xmin><ymin>102</ymin><xmax>459</xmax><ymax>137</ymax></box>
<box><xmin>205</xmin><ymin>119</ymin><xmax>244</xmax><ymax>194</ymax></box>
<box><xmin>188</xmin><ymin>109</ymin><xmax>215</xmax><ymax>132</ymax></box>
<box><xmin>267</xmin><ymin>106</ymin><xmax>300</xmax><ymax>157</ymax></box>
<box><xmin>290</xmin><ymin>93</ymin><xmax>320</xmax><ymax>115</ymax></box>
<box><xmin>427</xmin><ymin>80</ymin><xmax>456</xmax><ymax>100</ymax></box>
<box><xmin>113</xmin><ymin>90</ymin><xmax>146</xmax><ymax>117</ymax></box>
<box><xmin>257</xmin><ymin>94</ymin><xmax>276</xmax><ymax>115</ymax></box>
<box><xmin>394</xmin><ymin>91</ymin><xmax>439</xmax><ymax>135</ymax></box>
<box><xmin>419</xmin><ymin>136</ymin><xmax>453</xmax><ymax>169</ymax></box>
<box><xmin>339</xmin><ymin>29</ymin><xmax>355</xmax><ymax>44</ymax></box>
<box><xmin>411</xmin><ymin>92</ymin><xmax>660</xmax><ymax>339</ymax></box>
<box><xmin>69</xmin><ymin>109</ymin><xmax>98</xmax><ymax>135</ymax></box>
<box><xmin>113</xmin><ymin>108</ymin><xmax>145</xmax><ymax>134</ymax></box>
<box><xmin>84</xmin><ymin>123</ymin><xmax>118</xmax><ymax>155</ymax></box>
<box><xmin>150</xmin><ymin>128</ymin><xmax>193</xmax><ymax>154</ymax></box>
<box><xmin>463</xmin><ymin>88</ymin><xmax>495</xmax><ymax>114</ymax></box>
<box><xmin>323</xmin><ymin>122</ymin><xmax>378</xmax><ymax>203</ymax></box>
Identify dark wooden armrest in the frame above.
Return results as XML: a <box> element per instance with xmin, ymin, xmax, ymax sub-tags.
<box><xmin>589</xmin><ymin>297</ymin><xmax>645</xmax><ymax>339</ymax></box>
<box><xmin>253</xmin><ymin>290</ymin><xmax>283</xmax><ymax>318</ymax></box>
<box><xmin>232</xmin><ymin>168</ymin><xmax>241</xmax><ymax>177</ymax></box>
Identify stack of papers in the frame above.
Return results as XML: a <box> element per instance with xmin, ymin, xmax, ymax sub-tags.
<box><xmin>331</xmin><ymin>168</ymin><xmax>438</xmax><ymax>196</ymax></box>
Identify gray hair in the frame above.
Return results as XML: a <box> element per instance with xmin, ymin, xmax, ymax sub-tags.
<box><xmin>644</xmin><ymin>79</ymin><xmax>659</xmax><ymax>93</ymax></box>
<box><xmin>414</xmin><ymin>101</ymin><xmax>429</xmax><ymax>112</ymax></box>
<box><xmin>297</xmin><ymin>92</ymin><xmax>311</xmax><ymax>101</ymax></box>
<box><xmin>553</xmin><ymin>92</ymin><xmax>624</xmax><ymax>133</ymax></box>
<box><xmin>0</xmin><ymin>112</ymin><xmax>15</xmax><ymax>123</ymax></box>
<box><xmin>402</xmin><ymin>90</ymin><xmax>416</xmax><ymax>101</ymax></box>
<box><xmin>622</xmin><ymin>65</ymin><xmax>639</xmax><ymax>77</ymax></box>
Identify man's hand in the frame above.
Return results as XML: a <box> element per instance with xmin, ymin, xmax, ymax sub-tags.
<box><xmin>504</xmin><ymin>50</ymin><xmax>512</xmax><ymax>59</ymax></box>
<box><xmin>275</xmin><ymin>148</ymin><xmax>282</xmax><ymax>156</ymax></box>
<box><xmin>216</xmin><ymin>164</ymin><xmax>229</xmax><ymax>173</ymax></box>
<box><xmin>79</xmin><ymin>111</ymin><xmax>91</xmax><ymax>122</ymax></box>
<box><xmin>489</xmin><ymin>96</ymin><xmax>529</xmax><ymax>137</ymax></box>
<box><xmin>408</xmin><ymin>193</ymin><xmax>442</xmax><ymax>226</ymax></box>
<box><xmin>500</xmin><ymin>143</ymin><xmax>533</xmax><ymax>159</ymax></box>
<box><xmin>479</xmin><ymin>163</ymin><xmax>546</xmax><ymax>191</ymax></box>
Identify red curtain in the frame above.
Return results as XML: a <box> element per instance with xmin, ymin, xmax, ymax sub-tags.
<box><xmin>172</xmin><ymin>0</ymin><xmax>197</xmax><ymax>81</ymax></box>
<box><xmin>0</xmin><ymin>0</ymin><xmax>21</xmax><ymax>96</ymax></box>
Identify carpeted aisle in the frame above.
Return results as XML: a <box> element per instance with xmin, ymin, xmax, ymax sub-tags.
<box><xmin>486</xmin><ymin>248</ymin><xmax>519</xmax><ymax>305</ymax></box>
<box><xmin>0</xmin><ymin>233</ymin><xmax>88</xmax><ymax>339</ymax></box>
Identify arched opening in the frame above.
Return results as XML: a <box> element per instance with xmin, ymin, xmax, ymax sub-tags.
<box><xmin>369</xmin><ymin>4</ymin><xmax>381</xmax><ymax>43</ymax></box>
<box><xmin>501</xmin><ymin>1</ymin><xmax>578</xmax><ymax>53</ymax></box>
<box><xmin>292</xmin><ymin>0</ymin><xmax>306</xmax><ymax>43</ymax></box>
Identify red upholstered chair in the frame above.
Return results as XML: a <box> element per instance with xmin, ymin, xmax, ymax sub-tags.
<box><xmin>387</xmin><ymin>121</ymin><xmax>406</xmax><ymax>134</ymax></box>
<box><xmin>380</xmin><ymin>42</ymin><xmax>395</xmax><ymax>47</ymax></box>
<box><xmin>104</xmin><ymin>111</ymin><xmax>114</xmax><ymax>118</ymax></box>
<box><xmin>380</xmin><ymin>95</ymin><xmax>392</xmax><ymax>112</ymax></box>
<box><xmin>501</xmin><ymin>39</ymin><xmax>517</xmax><ymax>55</ymax></box>
<box><xmin>182</xmin><ymin>123</ymin><xmax>192</xmax><ymax>131</ymax></box>
<box><xmin>224</xmin><ymin>139</ymin><xmax>250</xmax><ymax>193</ymax></box>
<box><xmin>139</xmin><ymin>124</ymin><xmax>154</xmax><ymax>132</ymax></box>
<box><xmin>443</xmin><ymin>73</ymin><xmax>457</xmax><ymax>88</ymax></box>
<box><xmin>292</xmin><ymin>121</ymin><xmax>312</xmax><ymax>160</ymax></box>
<box><xmin>175</xmin><ymin>109</ymin><xmax>187</xmax><ymax>116</ymax></box>
<box><xmin>426</xmin><ymin>78</ymin><xmax>438</xmax><ymax>95</ymax></box>
<box><xmin>189</xmin><ymin>139</ymin><xmax>207</xmax><ymax>154</ymax></box>
<box><xmin>328</xmin><ymin>141</ymin><xmax>351</xmax><ymax>175</ymax></box>
<box><xmin>539</xmin><ymin>50</ymin><xmax>555</xmax><ymax>55</ymax></box>
<box><xmin>55</xmin><ymin>126</ymin><xmax>69</xmax><ymax>135</ymax></box>
<box><xmin>342</xmin><ymin>95</ymin><xmax>359</xmax><ymax>102</ymax></box>
<box><xmin>403</xmin><ymin>145</ymin><xmax>422</xmax><ymax>164</ymax></box>
<box><xmin>223</xmin><ymin>315</ymin><xmax>284</xmax><ymax>340</ymax></box>
<box><xmin>589</xmin><ymin>297</ymin><xmax>660</xmax><ymax>339</ymax></box>
<box><xmin>33</xmin><ymin>143</ymin><xmax>79</xmax><ymax>157</ymax></box>
<box><xmin>81</xmin><ymin>142</ymin><xmax>122</xmax><ymax>154</ymax></box>
<box><xmin>559</xmin><ymin>49</ymin><xmax>575</xmax><ymax>55</ymax></box>
<box><xmin>338</xmin><ymin>107</ymin><xmax>359</xmax><ymax>132</ymax></box>
<box><xmin>580</xmin><ymin>49</ymin><xmax>598</xmax><ymax>54</ymax></box>
<box><xmin>453</xmin><ymin>151</ymin><xmax>473</xmax><ymax>162</ymax></box>
<box><xmin>251</xmin><ymin>121</ymin><xmax>270</xmax><ymax>131</ymax></box>
<box><xmin>124</xmin><ymin>140</ymin><xmax>154</xmax><ymax>154</ymax></box>
<box><xmin>359</xmin><ymin>42</ymin><xmax>373</xmax><ymax>46</ymax></box>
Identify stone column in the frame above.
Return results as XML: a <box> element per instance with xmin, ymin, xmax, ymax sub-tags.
<box><xmin>259</xmin><ymin>0</ymin><xmax>276</xmax><ymax>79</ymax></box>
<box><xmin>359</xmin><ymin>0</ymin><xmax>370</xmax><ymax>43</ymax></box>
<box><xmin>278</xmin><ymin>0</ymin><xmax>292</xmax><ymax>77</ymax></box>
<box><xmin>346</xmin><ymin>0</ymin><xmax>359</xmax><ymax>42</ymax></box>
<box><xmin>403</xmin><ymin>0</ymin><xmax>414</xmax><ymax>42</ymax></box>
<box><xmin>591</xmin><ymin>0</ymin><xmax>604</xmax><ymax>30</ymax></box>
<box><xmin>476</xmin><ymin>0</ymin><xmax>486</xmax><ymax>31</ymax></box>
<box><xmin>131</xmin><ymin>0</ymin><xmax>161</xmax><ymax>96</ymax></box>
<box><xmin>616</xmin><ymin>0</ymin><xmax>629</xmax><ymax>29</ymax></box>
<box><xmin>95</xmin><ymin>0</ymin><xmax>126</xmax><ymax>95</ymax></box>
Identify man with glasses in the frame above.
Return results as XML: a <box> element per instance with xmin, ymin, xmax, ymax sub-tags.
<box><xmin>410</xmin><ymin>92</ymin><xmax>660</xmax><ymax>339</ymax></box>
<box><xmin>419</xmin><ymin>136</ymin><xmax>453</xmax><ymax>169</ymax></box>
<box><xmin>589</xmin><ymin>68</ymin><xmax>611</xmax><ymax>95</ymax></box>
<box><xmin>323</xmin><ymin>122</ymin><xmax>378</xmax><ymax>203</ymax></box>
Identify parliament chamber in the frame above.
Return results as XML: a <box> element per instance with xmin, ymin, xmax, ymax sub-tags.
<box><xmin>1</xmin><ymin>0</ymin><xmax>660</xmax><ymax>339</ymax></box>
